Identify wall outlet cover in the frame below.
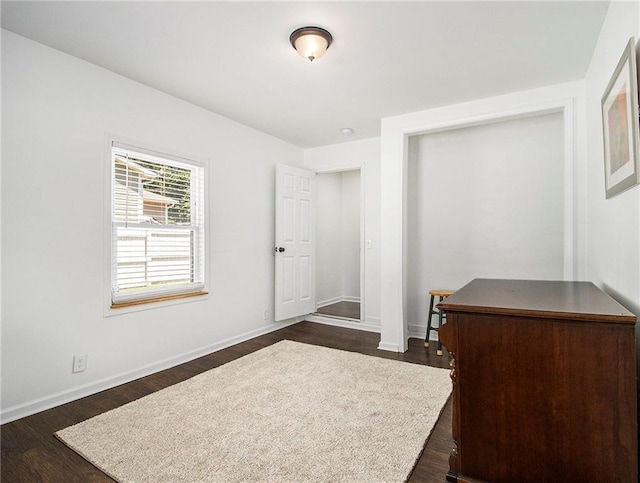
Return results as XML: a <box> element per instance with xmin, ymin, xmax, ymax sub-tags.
<box><xmin>72</xmin><ymin>354</ymin><xmax>88</xmax><ymax>373</ymax></box>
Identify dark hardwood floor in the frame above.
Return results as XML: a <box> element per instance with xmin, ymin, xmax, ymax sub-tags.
<box><xmin>315</xmin><ymin>301</ymin><xmax>361</xmax><ymax>320</ymax></box>
<box><xmin>1</xmin><ymin>321</ymin><xmax>452</xmax><ymax>482</ymax></box>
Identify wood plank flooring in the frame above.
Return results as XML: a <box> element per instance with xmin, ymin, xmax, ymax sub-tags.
<box><xmin>315</xmin><ymin>301</ymin><xmax>361</xmax><ymax>320</ymax></box>
<box><xmin>1</xmin><ymin>321</ymin><xmax>453</xmax><ymax>482</ymax></box>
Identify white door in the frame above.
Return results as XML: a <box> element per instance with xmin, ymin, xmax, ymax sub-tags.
<box><xmin>274</xmin><ymin>164</ymin><xmax>316</xmax><ymax>321</ymax></box>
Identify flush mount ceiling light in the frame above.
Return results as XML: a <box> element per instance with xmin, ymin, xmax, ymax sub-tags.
<box><xmin>290</xmin><ymin>26</ymin><xmax>333</xmax><ymax>62</ymax></box>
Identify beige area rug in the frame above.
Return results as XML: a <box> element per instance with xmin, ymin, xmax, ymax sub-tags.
<box><xmin>56</xmin><ymin>340</ymin><xmax>451</xmax><ymax>482</ymax></box>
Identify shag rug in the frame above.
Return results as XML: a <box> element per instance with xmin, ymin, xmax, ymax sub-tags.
<box><xmin>56</xmin><ymin>340</ymin><xmax>451</xmax><ymax>482</ymax></box>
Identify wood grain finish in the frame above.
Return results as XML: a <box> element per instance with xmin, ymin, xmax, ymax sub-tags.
<box><xmin>2</xmin><ymin>322</ymin><xmax>452</xmax><ymax>482</ymax></box>
<box><xmin>439</xmin><ymin>279</ymin><xmax>638</xmax><ymax>483</ymax></box>
<box><xmin>438</xmin><ymin>278</ymin><xmax>635</xmax><ymax>323</ymax></box>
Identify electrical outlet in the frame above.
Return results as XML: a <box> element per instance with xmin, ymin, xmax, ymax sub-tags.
<box><xmin>72</xmin><ymin>354</ymin><xmax>87</xmax><ymax>373</ymax></box>
<box><xmin>263</xmin><ymin>309</ymin><xmax>269</xmax><ymax>321</ymax></box>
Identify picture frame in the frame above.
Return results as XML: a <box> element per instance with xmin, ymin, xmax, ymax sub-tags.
<box><xmin>601</xmin><ymin>37</ymin><xmax>640</xmax><ymax>199</ymax></box>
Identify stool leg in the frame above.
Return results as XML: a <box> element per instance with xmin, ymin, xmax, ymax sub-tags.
<box><xmin>436</xmin><ymin>296</ymin><xmax>444</xmax><ymax>356</ymax></box>
<box><xmin>424</xmin><ymin>295</ymin><xmax>435</xmax><ymax>348</ymax></box>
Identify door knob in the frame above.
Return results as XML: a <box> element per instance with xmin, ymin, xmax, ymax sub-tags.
<box><xmin>274</xmin><ymin>247</ymin><xmax>286</xmax><ymax>253</ymax></box>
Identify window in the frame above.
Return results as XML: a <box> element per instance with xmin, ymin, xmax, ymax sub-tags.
<box><xmin>110</xmin><ymin>141</ymin><xmax>206</xmax><ymax>307</ymax></box>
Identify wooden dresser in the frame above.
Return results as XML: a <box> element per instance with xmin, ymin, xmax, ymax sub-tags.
<box><xmin>438</xmin><ymin>279</ymin><xmax>637</xmax><ymax>483</ymax></box>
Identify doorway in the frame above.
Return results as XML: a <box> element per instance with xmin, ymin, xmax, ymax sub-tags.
<box><xmin>314</xmin><ymin>169</ymin><xmax>361</xmax><ymax>321</ymax></box>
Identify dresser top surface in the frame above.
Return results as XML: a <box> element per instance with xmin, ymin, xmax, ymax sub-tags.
<box><xmin>438</xmin><ymin>279</ymin><xmax>637</xmax><ymax>324</ymax></box>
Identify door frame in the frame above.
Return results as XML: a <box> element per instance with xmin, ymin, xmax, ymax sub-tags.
<box><xmin>307</xmin><ymin>165</ymin><xmax>372</xmax><ymax>330</ymax></box>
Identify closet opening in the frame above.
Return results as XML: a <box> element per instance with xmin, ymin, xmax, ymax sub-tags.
<box><xmin>313</xmin><ymin>168</ymin><xmax>362</xmax><ymax>322</ymax></box>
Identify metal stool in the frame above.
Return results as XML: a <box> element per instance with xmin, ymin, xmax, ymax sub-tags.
<box><xmin>424</xmin><ymin>289</ymin><xmax>454</xmax><ymax>355</ymax></box>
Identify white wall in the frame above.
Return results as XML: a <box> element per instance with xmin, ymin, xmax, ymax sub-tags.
<box><xmin>1</xmin><ymin>30</ymin><xmax>304</xmax><ymax>422</ymax></box>
<box><xmin>407</xmin><ymin>113</ymin><xmax>565</xmax><ymax>336</ymax></box>
<box><xmin>583</xmin><ymin>1</ymin><xmax>640</xmax><ymax>419</ymax></box>
<box><xmin>304</xmin><ymin>138</ymin><xmax>381</xmax><ymax>326</ymax></box>
<box><xmin>316</xmin><ymin>172</ymin><xmax>343</xmax><ymax>304</ymax></box>
<box><xmin>316</xmin><ymin>170</ymin><xmax>361</xmax><ymax>306</ymax></box>
<box><xmin>584</xmin><ymin>2</ymin><xmax>640</xmax><ymax>315</ymax></box>
<box><xmin>341</xmin><ymin>170</ymin><xmax>361</xmax><ymax>299</ymax></box>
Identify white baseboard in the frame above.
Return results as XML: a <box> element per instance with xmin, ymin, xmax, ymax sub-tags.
<box><xmin>316</xmin><ymin>296</ymin><xmax>342</xmax><ymax>308</ymax></box>
<box><xmin>377</xmin><ymin>341</ymin><xmax>400</xmax><ymax>352</ymax></box>
<box><xmin>0</xmin><ymin>318</ymin><xmax>302</xmax><ymax>425</ymax></box>
<box><xmin>316</xmin><ymin>296</ymin><xmax>361</xmax><ymax>309</ymax></box>
<box><xmin>305</xmin><ymin>314</ymin><xmax>380</xmax><ymax>333</ymax></box>
<box><xmin>342</xmin><ymin>296</ymin><xmax>360</xmax><ymax>303</ymax></box>
<box><xmin>408</xmin><ymin>323</ymin><xmax>439</xmax><ymax>341</ymax></box>
<box><xmin>364</xmin><ymin>315</ymin><xmax>381</xmax><ymax>326</ymax></box>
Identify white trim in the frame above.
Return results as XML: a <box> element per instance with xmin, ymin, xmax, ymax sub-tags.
<box><xmin>380</xmin><ymin>82</ymin><xmax>584</xmax><ymax>353</ymax></box>
<box><xmin>342</xmin><ymin>295</ymin><xmax>360</xmax><ymax>303</ymax></box>
<box><xmin>103</xmin><ymin>133</ymin><xmax>211</xmax><ymax>317</ymax></box>
<box><xmin>377</xmin><ymin>341</ymin><xmax>401</xmax><ymax>352</ymax></box>
<box><xmin>316</xmin><ymin>296</ymin><xmax>361</xmax><ymax>309</ymax></box>
<box><xmin>0</xmin><ymin>318</ymin><xmax>301</xmax><ymax>425</ymax></box>
<box><xmin>408</xmin><ymin>323</ymin><xmax>437</xmax><ymax>341</ymax></box>
<box><xmin>364</xmin><ymin>315</ymin><xmax>381</xmax><ymax>326</ymax></box>
<box><xmin>407</xmin><ymin>325</ymin><xmax>425</xmax><ymax>340</ymax></box>
<box><xmin>563</xmin><ymin>97</ymin><xmax>576</xmax><ymax>281</ymax></box>
<box><xmin>306</xmin><ymin>314</ymin><xmax>380</xmax><ymax>333</ymax></box>
<box><xmin>316</xmin><ymin>296</ymin><xmax>343</xmax><ymax>308</ymax></box>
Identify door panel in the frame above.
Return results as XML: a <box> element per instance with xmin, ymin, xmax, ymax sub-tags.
<box><xmin>299</xmin><ymin>255</ymin><xmax>311</xmax><ymax>300</ymax></box>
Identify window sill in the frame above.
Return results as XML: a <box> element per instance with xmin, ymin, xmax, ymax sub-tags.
<box><xmin>111</xmin><ymin>291</ymin><xmax>209</xmax><ymax>309</ymax></box>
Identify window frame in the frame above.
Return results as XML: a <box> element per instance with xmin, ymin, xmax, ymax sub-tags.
<box><xmin>104</xmin><ymin>135</ymin><xmax>209</xmax><ymax>315</ymax></box>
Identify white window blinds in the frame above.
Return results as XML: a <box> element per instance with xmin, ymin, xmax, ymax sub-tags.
<box><xmin>110</xmin><ymin>142</ymin><xmax>205</xmax><ymax>305</ymax></box>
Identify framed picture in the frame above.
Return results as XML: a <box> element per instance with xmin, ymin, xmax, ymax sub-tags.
<box><xmin>601</xmin><ymin>37</ymin><xmax>640</xmax><ymax>199</ymax></box>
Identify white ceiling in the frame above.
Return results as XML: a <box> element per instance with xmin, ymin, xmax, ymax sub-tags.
<box><xmin>1</xmin><ymin>1</ymin><xmax>609</xmax><ymax>148</ymax></box>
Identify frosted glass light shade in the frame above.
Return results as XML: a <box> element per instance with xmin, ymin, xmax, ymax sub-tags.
<box><xmin>290</xmin><ymin>27</ymin><xmax>333</xmax><ymax>62</ymax></box>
